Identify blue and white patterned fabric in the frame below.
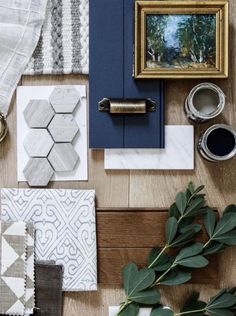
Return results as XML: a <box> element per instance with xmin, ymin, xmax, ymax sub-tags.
<box><xmin>1</xmin><ymin>189</ymin><xmax>97</xmax><ymax>291</ymax></box>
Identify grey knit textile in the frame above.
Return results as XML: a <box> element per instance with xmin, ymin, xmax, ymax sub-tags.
<box><xmin>24</xmin><ymin>0</ymin><xmax>89</xmax><ymax>75</ymax></box>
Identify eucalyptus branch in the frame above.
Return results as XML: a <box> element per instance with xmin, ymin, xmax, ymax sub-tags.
<box><xmin>117</xmin><ymin>182</ymin><xmax>236</xmax><ymax>316</ymax></box>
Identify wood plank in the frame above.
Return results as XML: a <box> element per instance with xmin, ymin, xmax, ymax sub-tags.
<box><xmin>97</xmin><ymin>211</ymin><xmax>207</xmax><ymax>248</ymax></box>
<box><xmin>98</xmin><ymin>248</ymin><xmax>219</xmax><ymax>286</ymax></box>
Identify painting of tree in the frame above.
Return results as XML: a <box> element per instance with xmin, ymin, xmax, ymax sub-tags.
<box><xmin>146</xmin><ymin>14</ymin><xmax>216</xmax><ymax>69</ymax></box>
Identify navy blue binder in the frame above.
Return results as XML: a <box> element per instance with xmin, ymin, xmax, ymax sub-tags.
<box><xmin>89</xmin><ymin>0</ymin><xmax>165</xmax><ymax>148</ymax></box>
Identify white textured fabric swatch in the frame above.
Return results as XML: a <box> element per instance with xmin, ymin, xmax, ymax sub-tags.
<box><xmin>0</xmin><ymin>0</ymin><xmax>48</xmax><ymax>116</ymax></box>
<box><xmin>1</xmin><ymin>189</ymin><xmax>97</xmax><ymax>291</ymax></box>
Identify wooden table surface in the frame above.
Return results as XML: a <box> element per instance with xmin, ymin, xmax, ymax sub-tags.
<box><xmin>1</xmin><ymin>1</ymin><xmax>236</xmax><ymax>314</ymax></box>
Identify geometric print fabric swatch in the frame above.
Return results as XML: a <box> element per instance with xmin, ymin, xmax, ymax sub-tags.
<box><xmin>0</xmin><ymin>221</ymin><xmax>27</xmax><ymax>315</ymax></box>
<box><xmin>1</xmin><ymin>189</ymin><xmax>97</xmax><ymax>291</ymax></box>
<box><xmin>25</xmin><ymin>224</ymin><xmax>35</xmax><ymax>315</ymax></box>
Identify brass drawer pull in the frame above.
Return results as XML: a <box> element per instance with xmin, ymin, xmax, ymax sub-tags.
<box><xmin>98</xmin><ymin>98</ymin><xmax>156</xmax><ymax>114</ymax></box>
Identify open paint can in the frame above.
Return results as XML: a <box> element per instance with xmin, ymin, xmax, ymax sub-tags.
<box><xmin>0</xmin><ymin>113</ymin><xmax>7</xmax><ymax>143</ymax></box>
<box><xmin>185</xmin><ymin>83</ymin><xmax>225</xmax><ymax>122</ymax></box>
<box><xmin>198</xmin><ymin>124</ymin><xmax>236</xmax><ymax>162</ymax></box>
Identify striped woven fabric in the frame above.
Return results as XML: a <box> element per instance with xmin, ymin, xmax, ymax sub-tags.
<box><xmin>24</xmin><ymin>0</ymin><xmax>89</xmax><ymax>75</ymax></box>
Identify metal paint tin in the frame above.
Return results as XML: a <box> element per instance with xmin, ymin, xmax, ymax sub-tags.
<box><xmin>198</xmin><ymin>124</ymin><xmax>236</xmax><ymax>162</ymax></box>
<box><xmin>0</xmin><ymin>113</ymin><xmax>7</xmax><ymax>143</ymax></box>
<box><xmin>185</xmin><ymin>83</ymin><xmax>225</xmax><ymax>122</ymax></box>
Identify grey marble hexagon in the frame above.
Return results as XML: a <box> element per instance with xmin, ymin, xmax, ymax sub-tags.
<box><xmin>24</xmin><ymin>129</ymin><xmax>54</xmax><ymax>157</ymax></box>
<box><xmin>48</xmin><ymin>114</ymin><xmax>79</xmax><ymax>143</ymax></box>
<box><xmin>48</xmin><ymin>143</ymin><xmax>79</xmax><ymax>172</ymax></box>
<box><xmin>24</xmin><ymin>100</ymin><xmax>55</xmax><ymax>128</ymax></box>
<box><xmin>49</xmin><ymin>86</ymin><xmax>80</xmax><ymax>113</ymax></box>
<box><xmin>23</xmin><ymin>158</ymin><xmax>54</xmax><ymax>187</ymax></box>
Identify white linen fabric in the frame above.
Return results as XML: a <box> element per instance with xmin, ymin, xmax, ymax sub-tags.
<box><xmin>0</xmin><ymin>0</ymin><xmax>48</xmax><ymax>116</ymax></box>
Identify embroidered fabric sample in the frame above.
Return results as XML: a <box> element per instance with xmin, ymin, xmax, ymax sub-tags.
<box><xmin>24</xmin><ymin>0</ymin><xmax>89</xmax><ymax>75</ymax></box>
<box><xmin>33</xmin><ymin>262</ymin><xmax>63</xmax><ymax>316</ymax></box>
<box><xmin>0</xmin><ymin>221</ymin><xmax>27</xmax><ymax>315</ymax></box>
<box><xmin>1</xmin><ymin>189</ymin><xmax>97</xmax><ymax>291</ymax></box>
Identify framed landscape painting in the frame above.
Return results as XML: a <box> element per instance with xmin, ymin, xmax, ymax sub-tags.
<box><xmin>135</xmin><ymin>1</ymin><xmax>229</xmax><ymax>79</ymax></box>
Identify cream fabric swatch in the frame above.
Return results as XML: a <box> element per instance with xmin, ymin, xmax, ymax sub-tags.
<box><xmin>0</xmin><ymin>0</ymin><xmax>48</xmax><ymax>116</ymax></box>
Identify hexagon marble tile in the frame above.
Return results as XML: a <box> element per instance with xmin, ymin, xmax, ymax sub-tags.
<box><xmin>49</xmin><ymin>86</ymin><xmax>80</xmax><ymax>113</ymax></box>
<box><xmin>17</xmin><ymin>85</ymin><xmax>88</xmax><ymax>182</ymax></box>
<box><xmin>23</xmin><ymin>158</ymin><xmax>54</xmax><ymax>187</ymax></box>
<box><xmin>48</xmin><ymin>114</ymin><xmax>79</xmax><ymax>143</ymax></box>
<box><xmin>24</xmin><ymin>129</ymin><xmax>54</xmax><ymax>157</ymax></box>
<box><xmin>48</xmin><ymin>143</ymin><xmax>79</xmax><ymax>172</ymax></box>
<box><xmin>24</xmin><ymin>100</ymin><xmax>54</xmax><ymax>128</ymax></box>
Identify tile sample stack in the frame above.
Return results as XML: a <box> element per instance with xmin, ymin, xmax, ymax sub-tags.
<box><xmin>22</xmin><ymin>86</ymin><xmax>80</xmax><ymax>186</ymax></box>
<box><xmin>17</xmin><ymin>85</ymin><xmax>88</xmax><ymax>183</ymax></box>
<box><xmin>0</xmin><ymin>221</ymin><xmax>35</xmax><ymax>315</ymax></box>
<box><xmin>1</xmin><ymin>189</ymin><xmax>97</xmax><ymax>291</ymax></box>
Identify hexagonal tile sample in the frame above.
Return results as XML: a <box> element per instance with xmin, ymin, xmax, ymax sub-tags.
<box><xmin>48</xmin><ymin>143</ymin><xmax>79</xmax><ymax>172</ymax></box>
<box><xmin>49</xmin><ymin>86</ymin><xmax>80</xmax><ymax>113</ymax></box>
<box><xmin>24</xmin><ymin>100</ymin><xmax>55</xmax><ymax>128</ymax></box>
<box><xmin>23</xmin><ymin>158</ymin><xmax>54</xmax><ymax>187</ymax></box>
<box><xmin>24</xmin><ymin>129</ymin><xmax>54</xmax><ymax>157</ymax></box>
<box><xmin>48</xmin><ymin>114</ymin><xmax>79</xmax><ymax>142</ymax></box>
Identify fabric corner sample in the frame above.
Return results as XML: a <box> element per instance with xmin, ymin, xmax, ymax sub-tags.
<box><xmin>104</xmin><ymin>125</ymin><xmax>194</xmax><ymax>170</ymax></box>
<box><xmin>25</xmin><ymin>223</ymin><xmax>35</xmax><ymax>315</ymax></box>
<box><xmin>1</xmin><ymin>189</ymin><xmax>97</xmax><ymax>291</ymax></box>
<box><xmin>0</xmin><ymin>221</ymin><xmax>27</xmax><ymax>315</ymax></box>
<box><xmin>33</xmin><ymin>262</ymin><xmax>63</xmax><ymax>316</ymax></box>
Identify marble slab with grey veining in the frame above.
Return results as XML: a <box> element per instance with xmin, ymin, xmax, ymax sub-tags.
<box><xmin>23</xmin><ymin>158</ymin><xmax>54</xmax><ymax>187</ymax></box>
<box><xmin>48</xmin><ymin>143</ymin><xmax>79</xmax><ymax>172</ymax></box>
<box><xmin>24</xmin><ymin>100</ymin><xmax>55</xmax><ymax>128</ymax></box>
<box><xmin>48</xmin><ymin>114</ymin><xmax>79</xmax><ymax>143</ymax></box>
<box><xmin>24</xmin><ymin>129</ymin><xmax>54</xmax><ymax>157</ymax></box>
<box><xmin>105</xmin><ymin>126</ymin><xmax>194</xmax><ymax>170</ymax></box>
<box><xmin>49</xmin><ymin>86</ymin><xmax>80</xmax><ymax>113</ymax></box>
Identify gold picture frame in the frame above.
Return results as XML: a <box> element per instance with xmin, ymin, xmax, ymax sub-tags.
<box><xmin>135</xmin><ymin>0</ymin><xmax>229</xmax><ymax>79</ymax></box>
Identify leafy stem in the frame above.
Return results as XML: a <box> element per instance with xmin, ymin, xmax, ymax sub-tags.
<box><xmin>148</xmin><ymin>245</ymin><xmax>169</xmax><ymax>268</ymax></box>
<box><xmin>174</xmin><ymin>308</ymin><xmax>206</xmax><ymax>316</ymax></box>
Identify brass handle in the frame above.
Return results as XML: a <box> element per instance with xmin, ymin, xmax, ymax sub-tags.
<box><xmin>0</xmin><ymin>113</ymin><xmax>7</xmax><ymax>143</ymax></box>
<box><xmin>98</xmin><ymin>98</ymin><xmax>156</xmax><ymax>114</ymax></box>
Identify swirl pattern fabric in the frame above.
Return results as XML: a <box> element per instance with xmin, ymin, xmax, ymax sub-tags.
<box><xmin>1</xmin><ymin>189</ymin><xmax>97</xmax><ymax>291</ymax></box>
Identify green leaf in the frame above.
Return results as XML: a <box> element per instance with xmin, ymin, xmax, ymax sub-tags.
<box><xmin>170</xmin><ymin>230</ymin><xmax>196</xmax><ymax>247</ymax></box>
<box><xmin>178</xmin><ymin>217</ymin><xmax>195</xmax><ymax>230</ymax></box>
<box><xmin>176</xmin><ymin>243</ymin><xmax>203</xmax><ymax>261</ymax></box>
<box><xmin>207</xmin><ymin>293</ymin><xmax>236</xmax><ymax>309</ymax></box>
<box><xmin>213</xmin><ymin>230</ymin><xmax>236</xmax><ymax>245</ymax></box>
<box><xmin>208</xmin><ymin>309</ymin><xmax>234</xmax><ymax>316</ymax></box>
<box><xmin>154</xmin><ymin>260</ymin><xmax>172</xmax><ymax>272</ymax></box>
<box><xmin>177</xmin><ymin>255</ymin><xmax>209</xmax><ymax>268</ymax></box>
<box><xmin>184</xmin><ymin>197</ymin><xmax>205</xmax><ymax>218</ymax></box>
<box><xmin>180</xmin><ymin>224</ymin><xmax>202</xmax><ymax>234</ymax></box>
<box><xmin>117</xmin><ymin>302</ymin><xmax>139</xmax><ymax>316</ymax></box>
<box><xmin>122</xmin><ymin>263</ymin><xmax>155</xmax><ymax>297</ymax></box>
<box><xmin>130</xmin><ymin>288</ymin><xmax>160</xmax><ymax>305</ymax></box>
<box><xmin>176</xmin><ymin>192</ymin><xmax>187</xmax><ymax>214</ymax></box>
<box><xmin>203</xmin><ymin>242</ymin><xmax>225</xmax><ymax>256</ymax></box>
<box><xmin>151</xmin><ymin>306</ymin><xmax>174</xmax><ymax>316</ymax></box>
<box><xmin>204</xmin><ymin>208</ymin><xmax>216</xmax><ymax>237</ymax></box>
<box><xmin>181</xmin><ymin>291</ymin><xmax>206</xmax><ymax>315</ymax></box>
<box><xmin>148</xmin><ymin>247</ymin><xmax>169</xmax><ymax>268</ymax></box>
<box><xmin>213</xmin><ymin>213</ymin><xmax>236</xmax><ymax>237</ymax></box>
<box><xmin>166</xmin><ymin>217</ymin><xmax>178</xmax><ymax>244</ymax></box>
<box><xmin>194</xmin><ymin>185</ymin><xmax>205</xmax><ymax>195</ymax></box>
<box><xmin>159</xmin><ymin>269</ymin><xmax>191</xmax><ymax>285</ymax></box>
<box><xmin>223</xmin><ymin>205</ymin><xmax>236</xmax><ymax>215</ymax></box>
<box><xmin>169</xmin><ymin>203</ymin><xmax>180</xmax><ymax>219</ymax></box>
<box><xmin>188</xmin><ymin>182</ymin><xmax>195</xmax><ymax>194</ymax></box>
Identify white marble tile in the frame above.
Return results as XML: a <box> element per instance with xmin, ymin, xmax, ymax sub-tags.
<box><xmin>17</xmin><ymin>85</ymin><xmax>88</xmax><ymax>181</ymax></box>
<box><xmin>105</xmin><ymin>126</ymin><xmax>194</xmax><ymax>170</ymax></box>
<box><xmin>109</xmin><ymin>306</ymin><xmax>151</xmax><ymax>316</ymax></box>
